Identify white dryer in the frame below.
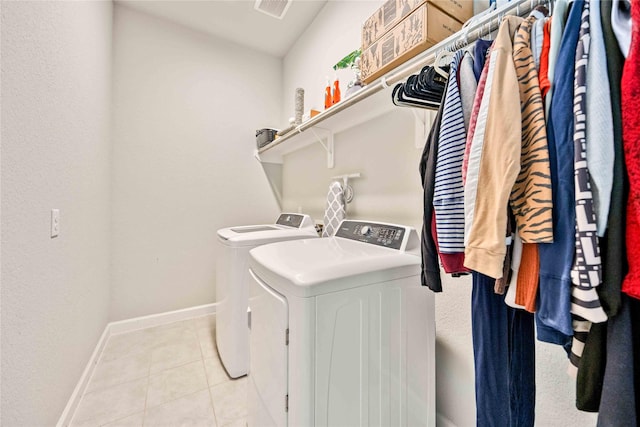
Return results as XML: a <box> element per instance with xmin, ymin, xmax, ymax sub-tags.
<box><xmin>216</xmin><ymin>213</ymin><xmax>318</xmax><ymax>378</ymax></box>
<box><xmin>247</xmin><ymin>220</ymin><xmax>435</xmax><ymax>427</ymax></box>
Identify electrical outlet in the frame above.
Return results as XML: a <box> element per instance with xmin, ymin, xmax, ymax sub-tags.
<box><xmin>51</xmin><ymin>209</ymin><xmax>60</xmax><ymax>238</ymax></box>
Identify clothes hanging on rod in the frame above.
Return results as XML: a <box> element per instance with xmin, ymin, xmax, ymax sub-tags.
<box><xmin>575</xmin><ymin>5</ymin><xmax>633</xmax><ymax>413</ymax></box>
<box><xmin>586</xmin><ymin>0</ymin><xmax>614</xmax><ymax>239</ymax></box>
<box><xmin>433</xmin><ymin>49</ymin><xmax>467</xmax><ymax>274</ymax></box>
<box><xmin>406</xmin><ymin>0</ymin><xmax>639</xmax><ymax>422</ymax></box>
<box><xmin>577</xmin><ymin>0</ymin><xmax>635</xmax><ymax>416</ymax></box>
<box><xmin>538</xmin><ymin>0</ymin><xmax>582</xmax><ymax>344</ymax></box>
<box><xmin>621</xmin><ymin>0</ymin><xmax>640</xmax><ymax>302</ymax></box>
<box><xmin>458</xmin><ymin>48</ymin><xmax>477</xmax><ymax>130</ymax></box>
<box><xmin>467</xmin><ymin>14</ymin><xmax>539</xmax><ymax>426</ymax></box>
<box><xmin>419</xmin><ymin>80</ymin><xmax>447</xmax><ymax>292</ymax></box>
<box><xmin>569</xmin><ymin>0</ymin><xmax>606</xmax><ymax>378</ymax></box>
<box><xmin>599</xmin><ymin>0</ymin><xmax>627</xmax><ymax>319</ymax></box>
<box><xmin>539</xmin><ymin>18</ymin><xmax>552</xmax><ymax>99</ymax></box>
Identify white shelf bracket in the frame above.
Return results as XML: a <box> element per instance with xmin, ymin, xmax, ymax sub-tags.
<box><xmin>254</xmin><ymin>148</ymin><xmax>283</xmax><ymax>165</ymax></box>
<box><xmin>309</xmin><ymin>127</ymin><xmax>334</xmax><ymax>168</ymax></box>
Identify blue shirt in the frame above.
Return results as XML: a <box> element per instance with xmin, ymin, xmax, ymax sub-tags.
<box><xmin>473</xmin><ymin>39</ymin><xmax>493</xmax><ymax>81</ymax></box>
<box><xmin>537</xmin><ymin>0</ymin><xmax>584</xmax><ymax>340</ymax></box>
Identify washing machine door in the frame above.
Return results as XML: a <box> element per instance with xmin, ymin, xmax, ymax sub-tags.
<box><xmin>248</xmin><ymin>269</ymin><xmax>288</xmax><ymax>427</ymax></box>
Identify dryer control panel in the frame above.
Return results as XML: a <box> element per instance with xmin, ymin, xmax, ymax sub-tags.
<box><xmin>335</xmin><ymin>221</ymin><xmax>406</xmax><ymax>250</ymax></box>
<box><xmin>276</xmin><ymin>213</ymin><xmax>304</xmax><ymax>228</ymax></box>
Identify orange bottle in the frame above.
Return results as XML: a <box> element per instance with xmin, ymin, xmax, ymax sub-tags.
<box><xmin>332</xmin><ymin>75</ymin><xmax>341</xmax><ymax>105</ymax></box>
<box><xmin>324</xmin><ymin>77</ymin><xmax>332</xmax><ymax>109</ymax></box>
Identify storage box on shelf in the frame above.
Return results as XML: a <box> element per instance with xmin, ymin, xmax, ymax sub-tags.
<box><xmin>362</xmin><ymin>0</ymin><xmax>424</xmax><ymax>51</ymax></box>
<box><xmin>432</xmin><ymin>0</ymin><xmax>475</xmax><ymax>24</ymax></box>
<box><xmin>361</xmin><ymin>3</ymin><xmax>462</xmax><ymax>84</ymax></box>
<box><xmin>362</xmin><ymin>0</ymin><xmax>473</xmax><ymax>51</ymax></box>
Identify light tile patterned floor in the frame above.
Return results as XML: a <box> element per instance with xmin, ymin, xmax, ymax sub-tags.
<box><xmin>70</xmin><ymin>315</ymin><xmax>246</xmax><ymax>427</ymax></box>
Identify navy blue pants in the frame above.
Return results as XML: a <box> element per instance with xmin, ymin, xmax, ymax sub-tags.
<box><xmin>472</xmin><ymin>272</ymin><xmax>536</xmax><ymax>427</ymax></box>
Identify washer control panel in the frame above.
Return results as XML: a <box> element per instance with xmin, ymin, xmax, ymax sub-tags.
<box><xmin>276</xmin><ymin>213</ymin><xmax>304</xmax><ymax>228</ymax></box>
<box><xmin>335</xmin><ymin>221</ymin><xmax>406</xmax><ymax>250</ymax></box>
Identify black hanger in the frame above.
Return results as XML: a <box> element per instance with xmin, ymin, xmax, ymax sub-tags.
<box><xmin>392</xmin><ymin>82</ymin><xmax>441</xmax><ymax>110</ymax></box>
<box><xmin>391</xmin><ymin>62</ymin><xmax>448</xmax><ymax>110</ymax></box>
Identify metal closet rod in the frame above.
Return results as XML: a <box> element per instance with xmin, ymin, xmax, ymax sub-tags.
<box><xmin>376</xmin><ymin>0</ymin><xmax>552</xmax><ymax>89</ymax></box>
<box><xmin>266</xmin><ymin>0</ymin><xmax>551</xmax><ymax>149</ymax></box>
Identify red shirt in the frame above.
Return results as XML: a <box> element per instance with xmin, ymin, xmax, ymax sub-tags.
<box><xmin>538</xmin><ymin>19</ymin><xmax>552</xmax><ymax>101</ymax></box>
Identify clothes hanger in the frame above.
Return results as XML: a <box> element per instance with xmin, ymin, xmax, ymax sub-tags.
<box><xmin>484</xmin><ymin>20</ymin><xmax>495</xmax><ymax>41</ymax></box>
<box><xmin>392</xmin><ymin>83</ymin><xmax>441</xmax><ymax>110</ymax></box>
<box><xmin>406</xmin><ymin>71</ymin><xmax>445</xmax><ymax>103</ymax></box>
<box><xmin>464</xmin><ymin>2</ymin><xmax>497</xmax><ymax>42</ymax></box>
<box><xmin>433</xmin><ymin>49</ymin><xmax>455</xmax><ymax>78</ymax></box>
<box><xmin>401</xmin><ymin>84</ymin><xmax>441</xmax><ymax>109</ymax></box>
<box><xmin>418</xmin><ymin>65</ymin><xmax>448</xmax><ymax>89</ymax></box>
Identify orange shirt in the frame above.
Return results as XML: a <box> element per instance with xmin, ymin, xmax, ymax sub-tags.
<box><xmin>539</xmin><ymin>19</ymin><xmax>552</xmax><ymax>100</ymax></box>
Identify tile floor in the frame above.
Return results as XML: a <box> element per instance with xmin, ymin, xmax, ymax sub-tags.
<box><xmin>70</xmin><ymin>315</ymin><xmax>246</xmax><ymax>427</ymax></box>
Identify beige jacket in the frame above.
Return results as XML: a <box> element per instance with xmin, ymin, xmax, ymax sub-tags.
<box><xmin>464</xmin><ymin>16</ymin><xmax>523</xmax><ymax>279</ymax></box>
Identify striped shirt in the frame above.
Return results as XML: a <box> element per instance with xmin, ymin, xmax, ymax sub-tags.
<box><xmin>434</xmin><ymin>50</ymin><xmax>466</xmax><ymax>254</ymax></box>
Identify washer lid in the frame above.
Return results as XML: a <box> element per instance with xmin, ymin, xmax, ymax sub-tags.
<box><xmin>249</xmin><ymin>237</ymin><xmax>421</xmax><ymax>298</ymax></box>
<box><xmin>217</xmin><ymin>225</ymin><xmax>317</xmax><ymax>247</ymax></box>
<box><xmin>217</xmin><ymin>213</ymin><xmax>317</xmax><ymax>247</ymax></box>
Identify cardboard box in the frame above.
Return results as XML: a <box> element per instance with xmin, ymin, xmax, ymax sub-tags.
<box><xmin>362</xmin><ymin>0</ymin><xmax>473</xmax><ymax>51</ymax></box>
<box><xmin>431</xmin><ymin>0</ymin><xmax>474</xmax><ymax>25</ymax></box>
<box><xmin>362</xmin><ymin>0</ymin><xmax>423</xmax><ymax>51</ymax></box>
<box><xmin>361</xmin><ymin>3</ymin><xmax>462</xmax><ymax>84</ymax></box>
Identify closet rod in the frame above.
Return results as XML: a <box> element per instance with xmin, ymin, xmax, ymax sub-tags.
<box><xmin>375</xmin><ymin>0</ymin><xmax>551</xmax><ymax>89</ymax></box>
<box><xmin>264</xmin><ymin>0</ymin><xmax>550</xmax><ymax>151</ymax></box>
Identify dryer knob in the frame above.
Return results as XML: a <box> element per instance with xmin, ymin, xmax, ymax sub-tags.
<box><xmin>360</xmin><ymin>225</ymin><xmax>371</xmax><ymax>236</ymax></box>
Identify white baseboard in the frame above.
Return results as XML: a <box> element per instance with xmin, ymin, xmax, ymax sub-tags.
<box><xmin>109</xmin><ymin>302</ymin><xmax>217</xmax><ymax>335</ymax></box>
<box><xmin>57</xmin><ymin>303</ymin><xmax>217</xmax><ymax>427</ymax></box>
<box><xmin>57</xmin><ymin>325</ymin><xmax>112</xmax><ymax>427</ymax></box>
<box><xmin>436</xmin><ymin>412</ymin><xmax>458</xmax><ymax>427</ymax></box>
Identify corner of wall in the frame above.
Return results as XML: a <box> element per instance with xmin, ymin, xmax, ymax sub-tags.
<box><xmin>1</xmin><ymin>1</ymin><xmax>114</xmax><ymax>423</ymax></box>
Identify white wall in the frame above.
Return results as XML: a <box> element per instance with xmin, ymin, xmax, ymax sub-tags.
<box><xmin>1</xmin><ymin>1</ymin><xmax>113</xmax><ymax>425</ymax></box>
<box><xmin>282</xmin><ymin>1</ymin><xmax>598</xmax><ymax>426</ymax></box>
<box><xmin>281</xmin><ymin>1</ymin><xmax>382</xmax><ymax>125</ymax></box>
<box><xmin>110</xmin><ymin>5</ymin><xmax>281</xmax><ymax>321</ymax></box>
<box><xmin>281</xmin><ymin>109</ymin><xmax>423</xmax><ymax>226</ymax></box>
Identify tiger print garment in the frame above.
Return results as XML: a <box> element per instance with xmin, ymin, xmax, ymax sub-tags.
<box><xmin>510</xmin><ymin>16</ymin><xmax>554</xmax><ymax>243</ymax></box>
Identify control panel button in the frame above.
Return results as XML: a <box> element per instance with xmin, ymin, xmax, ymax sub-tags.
<box><xmin>335</xmin><ymin>221</ymin><xmax>406</xmax><ymax>250</ymax></box>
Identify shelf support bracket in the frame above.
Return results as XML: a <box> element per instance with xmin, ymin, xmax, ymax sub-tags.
<box><xmin>309</xmin><ymin>127</ymin><xmax>334</xmax><ymax>168</ymax></box>
<box><xmin>253</xmin><ymin>148</ymin><xmax>283</xmax><ymax>165</ymax></box>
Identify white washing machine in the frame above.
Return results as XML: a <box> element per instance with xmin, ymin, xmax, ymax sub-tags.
<box><xmin>216</xmin><ymin>213</ymin><xmax>318</xmax><ymax>378</ymax></box>
<box><xmin>247</xmin><ymin>220</ymin><xmax>435</xmax><ymax>427</ymax></box>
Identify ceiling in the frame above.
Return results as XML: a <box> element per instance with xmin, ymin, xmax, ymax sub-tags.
<box><xmin>116</xmin><ymin>0</ymin><xmax>328</xmax><ymax>58</ymax></box>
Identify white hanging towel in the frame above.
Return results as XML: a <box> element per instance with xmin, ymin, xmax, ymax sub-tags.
<box><xmin>323</xmin><ymin>181</ymin><xmax>345</xmax><ymax>237</ymax></box>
